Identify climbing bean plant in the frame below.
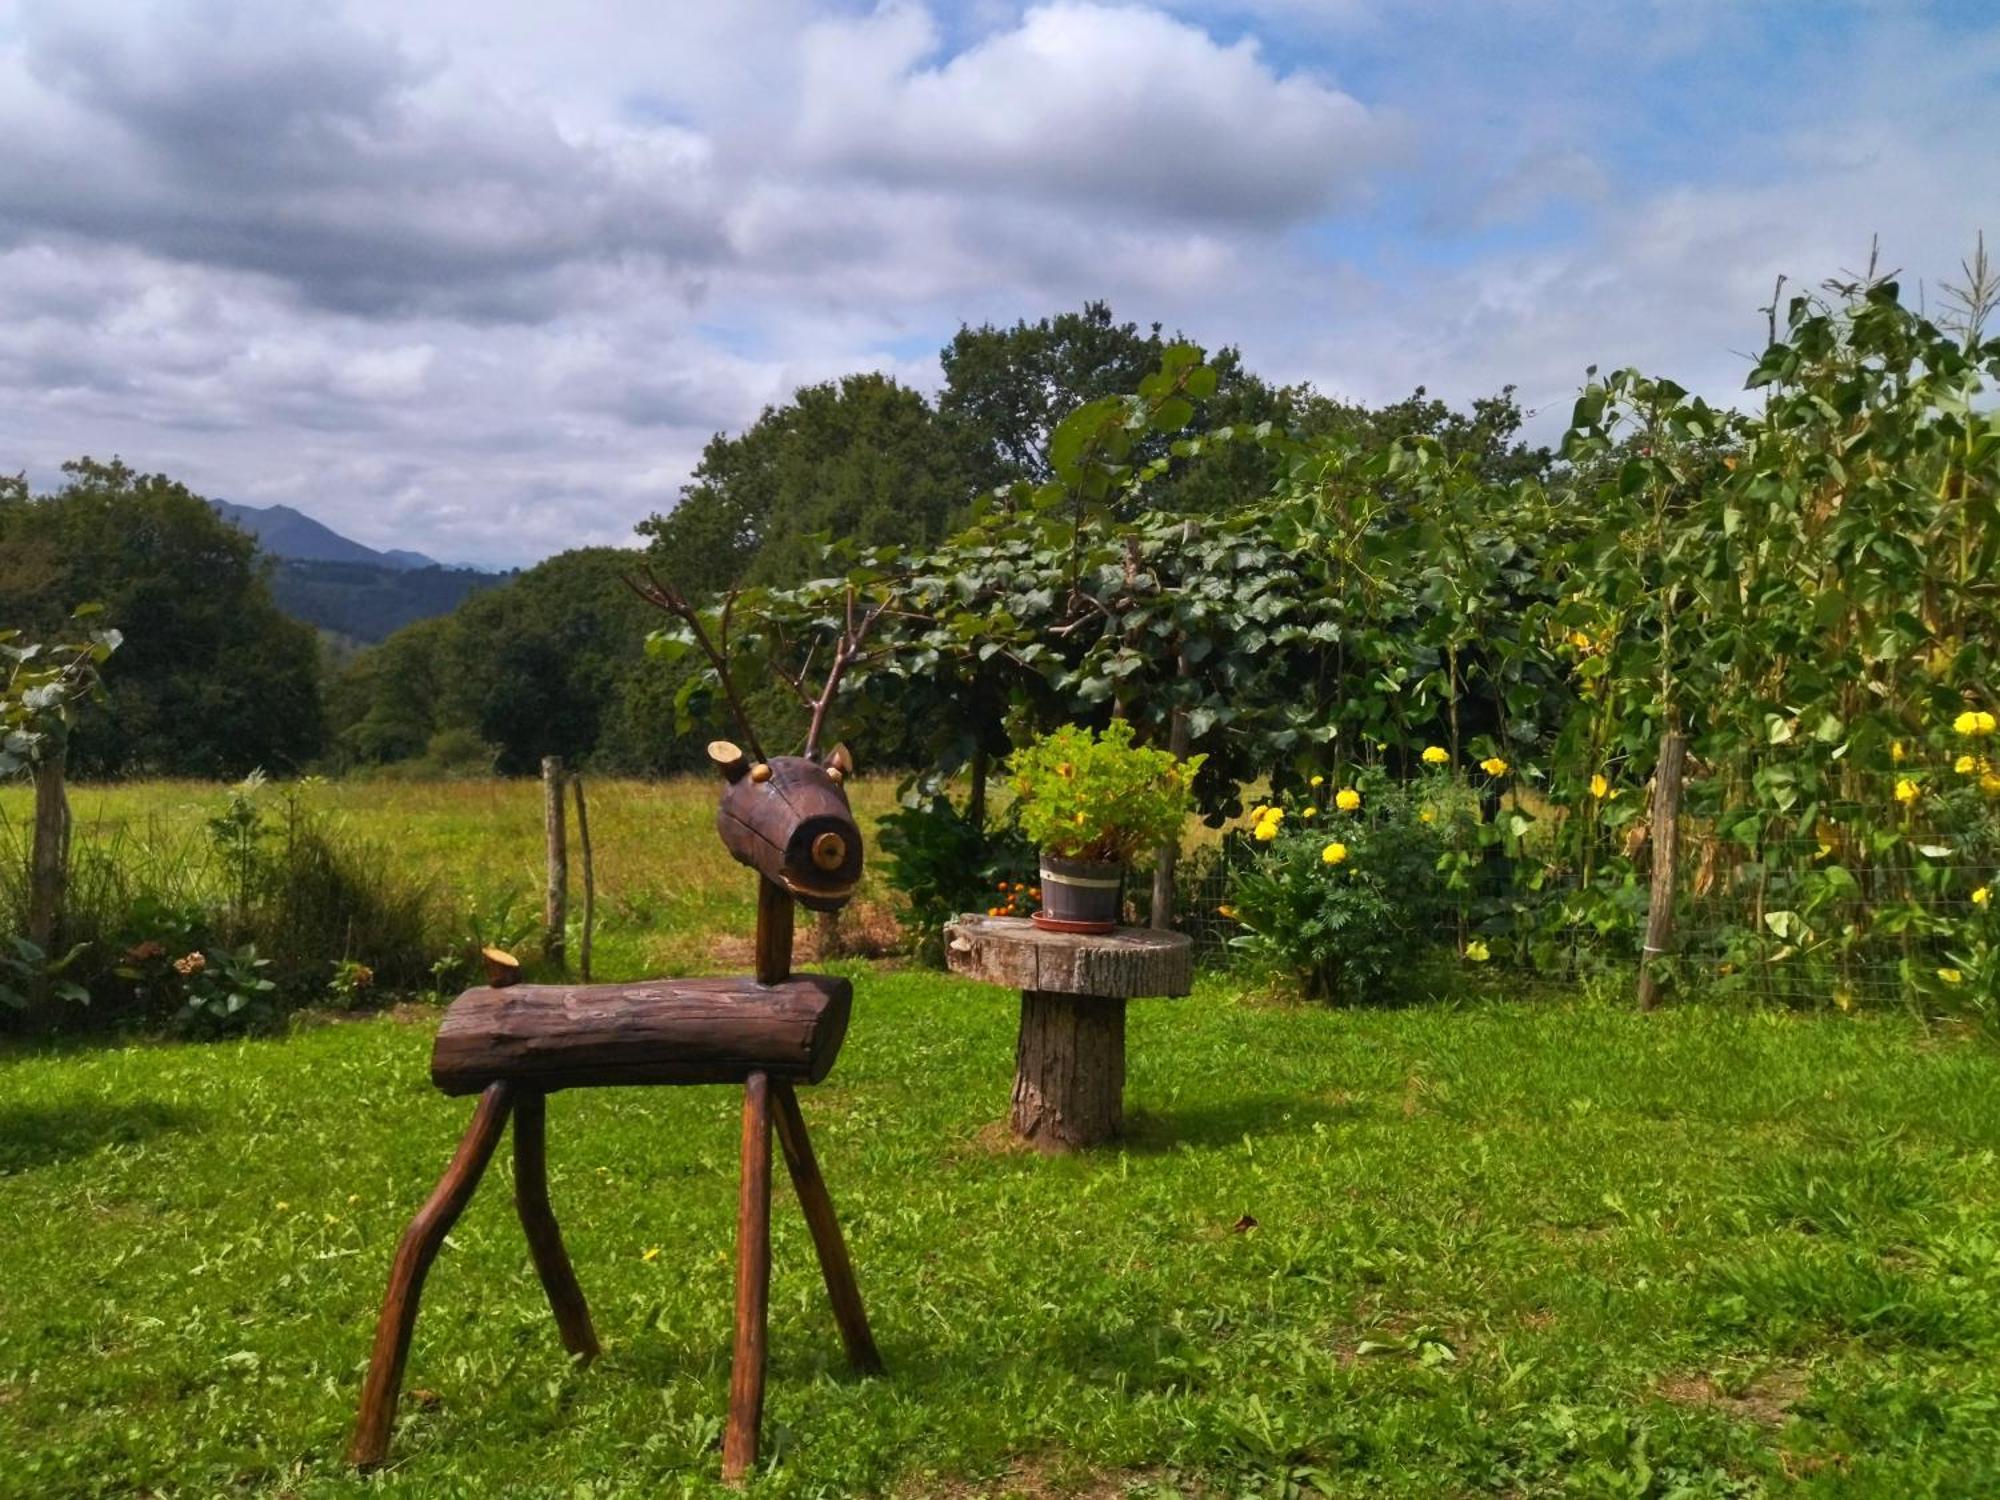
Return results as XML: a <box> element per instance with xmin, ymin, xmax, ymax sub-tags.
<box><xmin>655</xmin><ymin>271</ymin><xmax>2000</xmax><ymax>1012</ymax></box>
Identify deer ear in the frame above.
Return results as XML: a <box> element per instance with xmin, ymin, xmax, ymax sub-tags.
<box><xmin>708</xmin><ymin>740</ymin><xmax>748</xmax><ymax>782</ymax></box>
<box><xmin>827</xmin><ymin>742</ymin><xmax>855</xmax><ymax>777</ymax></box>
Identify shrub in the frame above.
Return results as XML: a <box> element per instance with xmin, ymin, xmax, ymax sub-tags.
<box><xmin>878</xmin><ymin>791</ymin><xmax>1035</xmax><ymax>964</ymax></box>
<box><xmin>1225</xmin><ymin>772</ymin><xmax>1449</xmax><ymax>1002</ymax></box>
<box><xmin>1008</xmin><ymin>720</ymin><xmax>1202</xmax><ymax>863</ymax></box>
<box><xmin>0</xmin><ymin>779</ymin><xmax>446</xmax><ymax>1033</ymax></box>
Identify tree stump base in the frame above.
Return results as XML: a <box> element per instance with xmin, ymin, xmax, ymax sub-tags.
<box><xmin>945</xmin><ymin>915</ymin><xmax>1191</xmax><ymax>1153</ymax></box>
<box><xmin>1012</xmin><ymin>992</ymin><xmax>1126</xmax><ymax>1150</ymax></box>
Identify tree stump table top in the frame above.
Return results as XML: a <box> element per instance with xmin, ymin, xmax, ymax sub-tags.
<box><xmin>944</xmin><ymin>916</ymin><xmax>1191</xmax><ymax>1152</ymax></box>
<box><xmin>942</xmin><ymin>915</ymin><xmax>1193</xmax><ymax>1000</ymax></box>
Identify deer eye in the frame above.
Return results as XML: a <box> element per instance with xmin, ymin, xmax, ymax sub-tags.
<box><xmin>811</xmin><ymin>832</ymin><xmax>848</xmax><ymax>871</ymax></box>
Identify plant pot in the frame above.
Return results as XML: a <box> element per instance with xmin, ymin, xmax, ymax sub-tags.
<box><xmin>1036</xmin><ymin>853</ymin><xmax>1124</xmax><ymax>933</ymax></box>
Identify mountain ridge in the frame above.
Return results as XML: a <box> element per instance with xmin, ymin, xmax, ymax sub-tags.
<box><xmin>208</xmin><ymin>499</ymin><xmax>504</xmax><ymax>644</ymax></box>
<box><xmin>211</xmin><ymin>498</ymin><xmax>447</xmax><ymax>571</ymax></box>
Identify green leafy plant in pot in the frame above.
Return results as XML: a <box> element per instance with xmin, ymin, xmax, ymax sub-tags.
<box><xmin>1008</xmin><ymin>721</ymin><xmax>1203</xmax><ymax>933</ymax></box>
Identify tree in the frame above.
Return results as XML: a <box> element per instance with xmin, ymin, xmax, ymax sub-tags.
<box><xmin>0</xmin><ymin>460</ymin><xmax>324</xmax><ymax>775</ymax></box>
<box><xmin>1294</xmin><ymin>384</ymin><xmax>1552</xmax><ymax>487</ymax></box>
<box><xmin>638</xmin><ymin>373</ymin><xmax>984</xmax><ymax>594</ymax></box>
<box><xmin>938</xmin><ymin>301</ymin><xmax>1297</xmax><ymax>508</ymax></box>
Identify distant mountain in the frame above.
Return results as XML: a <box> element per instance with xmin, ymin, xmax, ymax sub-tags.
<box><xmin>212</xmin><ymin>499</ymin><xmax>441</xmax><ymax>570</ymax></box>
<box><xmin>211</xmin><ymin>499</ymin><xmax>504</xmax><ymax>644</ymax></box>
<box><xmin>264</xmin><ymin>558</ymin><xmax>506</xmax><ymax>645</ymax></box>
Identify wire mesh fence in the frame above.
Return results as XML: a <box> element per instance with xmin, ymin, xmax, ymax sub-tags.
<box><xmin>1141</xmin><ymin>779</ymin><xmax>2000</xmax><ymax>1012</ymax></box>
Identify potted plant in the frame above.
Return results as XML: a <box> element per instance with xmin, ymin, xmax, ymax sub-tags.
<box><xmin>1008</xmin><ymin>721</ymin><xmax>1203</xmax><ymax>933</ymax></box>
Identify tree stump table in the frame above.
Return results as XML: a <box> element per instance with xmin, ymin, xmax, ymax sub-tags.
<box><xmin>944</xmin><ymin>915</ymin><xmax>1192</xmax><ymax>1151</ymax></box>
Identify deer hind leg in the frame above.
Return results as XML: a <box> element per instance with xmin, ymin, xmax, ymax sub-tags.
<box><xmin>348</xmin><ymin>1082</ymin><xmax>513</xmax><ymax>1468</ymax></box>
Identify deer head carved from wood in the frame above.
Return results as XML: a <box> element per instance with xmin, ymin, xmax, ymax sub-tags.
<box><xmin>626</xmin><ymin>568</ymin><xmax>885</xmax><ymax>911</ymax></box>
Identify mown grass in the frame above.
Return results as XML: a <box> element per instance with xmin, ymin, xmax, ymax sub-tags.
<box><xmin>4</xmin><ymin>975</ymin><xmax>2000</xmax><ymax>1497</ymax></box>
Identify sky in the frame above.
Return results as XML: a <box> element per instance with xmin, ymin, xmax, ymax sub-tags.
<box><xmin>1</xmin><ymin>1</ymin><xmax>1995</xmax><ymax>568</ymax></box>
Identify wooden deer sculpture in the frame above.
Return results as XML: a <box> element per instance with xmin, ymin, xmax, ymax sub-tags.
<box><xmin>349</xmin><ymin>573</ymin><xmax>886</xmax><ymax>1483</ymax></box>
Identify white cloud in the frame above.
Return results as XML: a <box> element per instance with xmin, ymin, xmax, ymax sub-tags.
<box><xmin>0</xmin><ymin>0</ymin><xmax>1993</xmax><ymax>565</ymax></box>
<box><xmin>794</xmin><ymin>2</ymin><xmax>1387</xmax><ymax>223</ymax></box>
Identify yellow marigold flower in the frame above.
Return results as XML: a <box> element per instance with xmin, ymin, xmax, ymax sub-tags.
<box><xmin>1422</xmin><ymin>746</ymin><xmax>1450</xmax><ymax>766</ymax></box>
<box><xmin>1984</xmin><ymin>773</ymin><xmax>2000</xmax><ymax>797</ymax></box>
<box><xmin>1250</xmin><ymin>803</ymin><xmax>1270</xmax><ymax>821</ymax></box>
<box><xmin>1973</xmin><ymin>886</ymin><xmax>1992</xmax><ymax>908</ymax></box>
<box><xmin>1893</xmin><ymin>739</ymin><xmax>1908</xmax><ymax>762</ymax></box>
<box><xmin>1418</xmin><ymin>807</ymin><xmax>1436</xmax><ymax>824</ymax></box>
<box><xmin>1953</xmin><ymin>710</ymin><xmax>1998</xmax><ymax>737</ymax></box>
<box><xmin>1335</xmin><ymin>788</ymin><xmax>1361</xmax><ymax>812</ymax></box>
<box><xmin>1589</xmin><ymin>773</ymin><xmax>1611</xmax><ymax>799</ymax></box>
<box><xmin>1464</xmin><ymin>939</ymin><xmax>1491</xmax><ymax>962</ymax></box>
<box><xmin>1309</xmin><ymin>774</ymin><xmax>1325</xmax><ymax>788</ymax></box>
<box><xmin>1985</xmin><ymin>712</ymin><xmax>2000</xmax><ymax>735</ymax></box>
<box><xmin>1958</xmin><ymin>754</ymin><xmax>1979</xmax><ymax>774</ymax></box>
<box><xmin>1320</xmin><ymin>841</ymin><xmax>1348</xmax><ymax>865</ymax></box>
<box><xmin>1895</xmin><ymin>778</ymin><xmax>1920</xmax><ymax>805</ymax></box>
<box><xmin>1254</xmin><ymin>821</ymin><xmax>1280</xmax><ymax>843</ymax></box>
<box><xmin>1479</xmin><ymin>756</ymin><xmax>1509</xmax><ymax>777</ymax></box>
<box><xmin>1301</xmin><ymin>806</ymin><xmax>1318</xmax><ymax>819</ymax></box>
<box><xmin>1938</xmin><ymin>967</ymin><xmax>1965</xmax><ymax>985</ymax></box>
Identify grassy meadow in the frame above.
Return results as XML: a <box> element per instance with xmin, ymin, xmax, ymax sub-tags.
<box><xmin>3</xmin><ymin>778</ymin><xmax>2000</xmax><ymax>1496</ymax></box>
<box><xmin>0</xmin><ymin>775</ymin><xmax>904</xmax><ymax>984</ymax></box>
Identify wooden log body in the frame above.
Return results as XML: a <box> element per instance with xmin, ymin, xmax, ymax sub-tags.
<box><xmin>431</xmin><ymin>975</ymin><xmax>852</xmax><ymax>1095</ymax></box>
<box><xmin>718</xmin><ymin>756</ymin><xmax>863</xmax><ymax>912</ymax></box>
<box><xmin>944</xmin><ymin>916</ymin><xmax>1192</xmax><ymax>999</ymax></box>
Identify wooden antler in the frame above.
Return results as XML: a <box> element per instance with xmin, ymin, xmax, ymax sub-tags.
<box><xmin>801</xmin><ymin>587</ymin><xmax>889</xmax><ymax>761</ymax></box>
<box><xmin>623</xmin><ymin>568</ymin><xmax>767</xmax><ymax>762</ymax></box>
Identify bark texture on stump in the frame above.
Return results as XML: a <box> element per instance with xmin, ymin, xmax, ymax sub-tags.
<box><xmin>943</xmin><ymin>916</ymin><xmax>1192</xmax><ymax>998</ymax></box>
<box><xmin>1012</xmin><ymin>992</ymin><xmax>1126</xmax><ymax>1151</ymax></box>
<box><xmin>945</xmin><ymin>916</ymin><xmax>1190</xmax><ymax>1152</ymax></box>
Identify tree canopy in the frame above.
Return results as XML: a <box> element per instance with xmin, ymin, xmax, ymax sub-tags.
<box><xmin>0</xmin><ymin>459</ymin><xmax>323</xmax><ymax>776</ymax></box>
<box><xmin>638</xmin><ymin>373</ymin><xmax>985</xmax><ymax>593</ymax></box>
<box><xmin>333</xmin><ymin>303</ymin><xmax>1545</xmax><ymax>777</ymax></box>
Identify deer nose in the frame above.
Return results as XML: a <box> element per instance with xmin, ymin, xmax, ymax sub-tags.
<box><xmin>811</xmin><ymin>831</ymin><xmax>848</xmax><ymax>872</ymax></box>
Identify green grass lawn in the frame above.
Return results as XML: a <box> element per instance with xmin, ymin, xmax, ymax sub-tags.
<box><xmin>5</xmin><ymin>972</ymin><xmax>2000</xmax><ymax>1498</ymax></box>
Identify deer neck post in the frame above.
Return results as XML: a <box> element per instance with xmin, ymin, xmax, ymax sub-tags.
<box><xmin>755</xmin><ymin>876</ymin><xmax>795</xmax><ymax>985</ymax></box>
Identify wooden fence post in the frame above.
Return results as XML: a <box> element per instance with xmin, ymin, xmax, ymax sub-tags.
<box><xmin>1149</xmin><ymin>699</ymin><xmax>1190</xmax><ymax>931</ymax></box>
<box><xmin>27</xmin><ymin>719</ymin><xmax>70</xmax><ymax>958</ymax></box>
<box><xmin>1149</xmin><ymin>524</ymin><xmax>1198</xmax><ymax>933</ymax></box>
<box><xmin>570</xmin><ymin>774</ymin><xmax>594</xmax><ymax>983</ymax></box>
<box><xmin>1637</xmin><ymin>729</ymin><xmax>1686</xmax><ymax>1012</ymax></box>
<box><xmin>543</xmin><ymin>756</ymin><xmax>567</xmax><ymax>972</ymax></box>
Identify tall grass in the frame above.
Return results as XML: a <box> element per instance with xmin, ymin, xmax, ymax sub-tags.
<box><xmin>0</xmin><ymin>784</ymin><xmax>447</xmax><ymax>1031</ymax></box>
<box><xmin>0</xmin><ymin>775</ymin><xmax>904</xmax><ymax>1032</ymax></box>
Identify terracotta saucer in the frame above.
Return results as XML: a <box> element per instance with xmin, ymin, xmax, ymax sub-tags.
<box><xmin>1029</xmin><ymin>911</ymin><xmax>1116</xmax><ymax>935</ymax></box>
